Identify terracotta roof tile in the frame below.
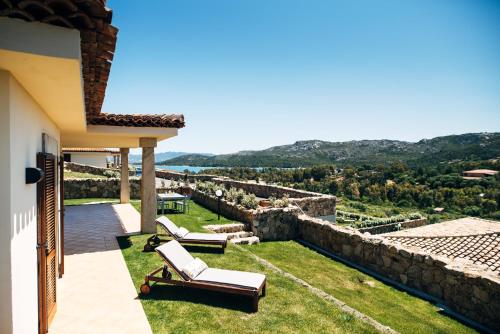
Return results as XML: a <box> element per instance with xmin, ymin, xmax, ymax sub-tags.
<box><xmin>1</xmin><ymin>1</ymin><xmax>185</xmax><ymax>129</ymax></box>
<box><xmin>0</xmin><ymin>0</ymin><xmax>117</xmax><ymax>119</ymax></box>
<box><xmin>88</xmin><ymin>113</ymin><xmax>185</xmax><ymax>128</ymax></box>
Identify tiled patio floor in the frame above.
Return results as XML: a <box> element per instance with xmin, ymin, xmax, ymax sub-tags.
<box><xmin>50</xmin><ymin>203</ymin><xmax>152</xmax><ymax>334</ymax></box>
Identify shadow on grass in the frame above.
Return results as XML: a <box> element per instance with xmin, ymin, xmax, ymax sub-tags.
<box><xmin>140</xmin><ymin>284</ymin><xmax>258</xmax><ymax>313</ymax></box>
<box><xmin>116</xmin><ymin>235</ymin><xmax>133</xmax><ymax>250</ymax></box>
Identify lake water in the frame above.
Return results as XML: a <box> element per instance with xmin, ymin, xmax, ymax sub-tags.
<box><xmin>157</xmin><ymin>165</ymin><xmax>214</xmax><ymax>173</ymax></box>
<box><xmin>135</xmin><ymin>166</ymin><xmax>214</xmax><ymax>175</ymax></box>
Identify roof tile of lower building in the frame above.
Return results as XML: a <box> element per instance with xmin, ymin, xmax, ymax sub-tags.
<box><xmin>383</xmin><ymin>217</ymin><xmax>500</xmax><ymax>274</ymax></box>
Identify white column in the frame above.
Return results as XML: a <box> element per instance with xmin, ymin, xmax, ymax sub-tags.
<box><xmin>140</xmin><ymin>138</ymin><xmax>157</xmax><ymax>233</ymax></box>
<box><xmin>120</xmin><ymin>148</ymin><xmax>130</xmax><ymax>204</ymax></box>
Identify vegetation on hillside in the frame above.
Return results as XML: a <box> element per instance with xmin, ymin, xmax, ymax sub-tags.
<box><xmin>160</xmin><ymin>133</ymin><xmax>499</xmax><ymax>168</ymax></box>
<box><xmin>202</xmin><ymin>160</ymin><xmax>500</xmax><ymax>221</ymax></box>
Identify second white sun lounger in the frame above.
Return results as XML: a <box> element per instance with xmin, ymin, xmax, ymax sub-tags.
<box><xmin>144</xmin><ymin>216</ymin><xmax>228</xmax><ymax>252</ymax></box>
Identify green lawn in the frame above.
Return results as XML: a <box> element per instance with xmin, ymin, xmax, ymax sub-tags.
<box><xmin>245</xmin><ymin>241</ymin><xmax>476</xmax><ymax>334</ymax></box>
<box><xmin>119</xmin><ymin>234</ymin><xmax>379</xmax><ymax>334</ymax></box>
<box><xmin>68</xmin><ymin>198</ymin><xmax>475</xmax><ymax>333</ymax></box>
<box><xmin>64</xmin><ymin>198</ymin><xmax>120</xmax><ymax>206</ymax></box>
<box><xmin>64</xmin><ymin>170</ymin><xmax>107</xmax><ymax>179</ymax></box>
<box><xmin>130</xmin><ymin>199</ymin><xmax>236</xmax><ymax>232</ymax></box>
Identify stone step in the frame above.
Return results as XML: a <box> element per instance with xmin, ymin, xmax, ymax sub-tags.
<box><xmin>225</xmin><ymin>231</ymin><xmax>254</xmax><ymax>240</ymax></box>
<box><xmin>230</xmin><ymin>236</ymin><xmax>260</xmax><ymax>245</ymax></box>
<box><xmin>205</xmin><ymin>223</ymin><xmax>248</xmax><ymax>233</ymax></box>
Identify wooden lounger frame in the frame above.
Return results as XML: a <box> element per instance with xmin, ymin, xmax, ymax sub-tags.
<box><xmin>143</xmin><ymin>222</ymin><xmax>227</xmax><ymax>252</ymax></box>
<box><xmin>140</xmin><ymin>251</ymin><xmax>266</xmax><ymax>311</ymax></box>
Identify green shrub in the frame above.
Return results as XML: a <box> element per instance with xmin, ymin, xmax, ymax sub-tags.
<box><xmin>241</xmin><ymin>194</ymin><xmax>258</xmax><ymax>209</ymax></box>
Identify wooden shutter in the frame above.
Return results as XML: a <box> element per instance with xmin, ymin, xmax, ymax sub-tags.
<box><xmin>37</xmin><ymin>153</ymin><xmax>57</xmax><ymax>334</ymax></box>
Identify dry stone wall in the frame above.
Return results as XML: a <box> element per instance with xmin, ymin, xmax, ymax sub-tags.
<box><xmin>358</xmin><ymin>218</ymin><xmax>428</xmax><ymax>235</ymax></box>
<box><xmin>155</xmin><ymin>169</ymin><xmax>216</xmax><ymax>182</ymax></box>
<box><xmin>65</xmin><ymin>161</ymin><xmax>135</xmax><ymax>176</ymax></box>
<box><xmin>297</xmin><ymin>216</ymin><xmax>500</xmax><ymax>331</ymax></box>
<box><xmin>214</xmin><ymin>178</ymin><xmax>324</xmax><ymax>199</ymax></box>
<box><xmin>64</xmin><ymin>178</ymin><xmax>141</xmax><ymax>199</ymax></box>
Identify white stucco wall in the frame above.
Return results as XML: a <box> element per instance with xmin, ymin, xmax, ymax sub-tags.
<box><xmin>1</xmin><ymin>71</ymin><xmax>61</xmax><ymax>334</ymax></box>
<box><xmin>0</xmin><ymin>70</ymin><xmax>13</xmax><ymax>334</ymax></box>
<box><xmin>69</xmin><ymin>153</ymin><xmax>109</xmax><ymax>168</ymax></box>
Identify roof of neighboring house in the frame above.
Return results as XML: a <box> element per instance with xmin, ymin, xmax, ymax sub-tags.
<box><xmin>0</xmin><ymin>0</ymin><xmax>185</xmax><ymax>129</ymax></box>
<box><xmin>463</xmin><ymin>169</ymin><xmax>498</xmax><ymax>175</ymax></box>
<box><xmin>383</xmin><ymin>217</ymin><xmax>500</xmax><ymax>274</ymax></box>
<box><xmin>63</xmin><ymin>148</ymin><xmax>119</xmax><ymax>154</ymax></box>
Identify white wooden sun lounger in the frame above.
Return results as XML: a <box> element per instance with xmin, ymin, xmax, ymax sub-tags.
<box><xmin>140</xmin><ymin>240</ymin><xmax>266</xmax><ymax>311</ymax></box>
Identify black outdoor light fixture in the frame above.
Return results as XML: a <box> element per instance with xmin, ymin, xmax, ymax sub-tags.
<box><xmin>215</xmin><ymin>189</ymin><xmax>223</xmax><ymax>220</ymax></box>
<box><xmin>26</xmin><ymin>167</ymin><xmax>44</xmax><ymax>184</ymax></box>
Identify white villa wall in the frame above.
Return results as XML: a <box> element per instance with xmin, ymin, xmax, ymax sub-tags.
<box><xmin>2</xmin><ymin>71</ymin><xmax>61</xmax><ymax>333</ymax></box>
<box><xmin>70</xmin><ymin>152</ymin><xmax>109</xmax><ymax>168</ymax></box>
<box><xmin>0</xmin><ymin>71</ymin><xmax>13</xmax><ymax>334</ymax></box>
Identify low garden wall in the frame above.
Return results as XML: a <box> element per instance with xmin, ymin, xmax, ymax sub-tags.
<box><xmin>65</xmin><ymin>162</ymin><xmax>135</xmax><ymax>176</ymax></box>
<box><xmin>64</xmin><ymin>178</ymin><xmax>141</xmax><ymax>199</ymax></box>
<box><xmin>296</xmin><ymin>215</ymin><xmax>500</xmax><ymax>331</ymax></box>
<box><xmin>191</xmin><ymin>189</ymin><xmax>300</xmax><ymax>240</ymax></box>
<box><xmin>213</xmin><ymin>178</ymin><xmax>324</xmax><ymax>199</ymax></box>
<box><xmin>155</xmin><ymin>169</ymin><xmax>216</xmax><ymax>182</ymax></box>
<box><xmin>358</xmin><ymin>218</ymin><xmax>428</xmax><ymax>235</ymax></box>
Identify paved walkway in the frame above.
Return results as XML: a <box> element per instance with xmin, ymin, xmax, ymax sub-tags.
<box><xmin>50</xmin><ymin>203</ymin><xmax>152</xmax><ymax>334</ymax></box>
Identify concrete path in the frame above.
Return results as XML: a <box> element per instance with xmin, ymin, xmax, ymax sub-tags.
<box><xmin>50</xmin><ymin>203</ymin><xmax>152</xmax><ymax>334</ymax></box>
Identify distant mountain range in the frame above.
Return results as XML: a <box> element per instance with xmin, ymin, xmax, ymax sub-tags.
<box><xmin>129</xmin><ymin>152</ymin><xmax>213</xmax><ymax>164</ymax></box>
<box><xmin>158</xmin><ymin>133</ymin><xmax>500</xmax><ymax>168</ymax></box>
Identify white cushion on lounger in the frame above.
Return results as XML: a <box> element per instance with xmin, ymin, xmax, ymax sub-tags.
<box><xmin>156</xmin><ymin>240</ymin><xmax>194</xmax><ymax>273</ymax></box>
<box><xmin>156</xmin><ymin>217</ymin><xmax>179</xmax><ymax>235</ymax></box>
<box><xmin>182</xmin><ymin>232</ymin><xmax>228</xmax><ymax>242</ymax></box>
<box><xmin>194</xmin><ymin>268</ymin><xmax>265</xmax><ymax>290</ymax></box>
<box><xmin>174</xmin><ymin>227</ymin><xmax>190</xmax><ymax>238</ymax></box>
<box><xmin>181</xmin><ymin>258</ymin><xmax>208</xmax><ymax>279</ymax></box>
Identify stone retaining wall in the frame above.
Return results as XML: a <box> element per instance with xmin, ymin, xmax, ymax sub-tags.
<box><xmin>297</xmin><ymin>215</ymin><xmax>500</xmax><ymax>331</ymax></box>
<box><xmin>65</xmin><ymin>161</ymin><xmax>135</xmax><ymax>176</ymax></box>
<box><xmin>191</xmin><ymin>190</ymin><xmax>254</xmax><ymax>223</ymax></box>
<box><xmin>155</xmin><ymin>169</ymin><xmax>216</xmax><ymax>182</ymax></box>
<box><xmin>213</xmin><ymin>178</ymin><xmax>324</xmax><ymax>199</ymax></box>
<box><xmin>358</xmin><ymin>218</ymin><xmax>429</xmax><ymax>235</ymax></box>
<box><xmin>191</xmin><ymin>189</ymin><xmax>300</xmax><ymax>240</ymax></box>
<box><xmin>64</xmin><ymin>178</ymin><xmax>141</xmax><ymax>199</ymax></box>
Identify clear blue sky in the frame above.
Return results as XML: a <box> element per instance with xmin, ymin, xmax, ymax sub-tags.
<box><xmin>105</xmin><ymin>0</ymin><xmax>500</xmax><ymax>154</ymax></box>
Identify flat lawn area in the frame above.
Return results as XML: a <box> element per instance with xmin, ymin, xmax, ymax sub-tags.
<box><xmin>246</xmin><ymin>241</ymin><xmax>476</xmax><ymax>334</ymax></box>
<box><xmin>130</xmin><ymin>199</ymin><xmax>235</xmax><ymax>232</ymax></box>
<box><xmin>64</xmin><ymin>170</ymin><xmax>106</xmax><ymax>179</ymax></box>
<box><xmin>119</xmin><ymin>234</ymin><xmax>379</xmax><ymax>334</ymax></box>
<box><xmin>64</xmin><ymin>198</ymin><xmax>119</xmax><ymax>206</ymax></box>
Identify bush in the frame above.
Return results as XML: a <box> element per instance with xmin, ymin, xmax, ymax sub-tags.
<box><xmin>270</xmin><ymin>194</ymin><xmax>290</xmax><ymax>208</ymax></box>
<box><xmin>241</xmin><ymin>194</ymin><xmax>258</xmax><ymax>209</ymax></box>
<box><xmin>103</xmin><ymin>170</ymin><xmax>119</xmax><ymax>178</ymax></box>
<box><xmin>463</xmin><ymin>205</ymin><xmax>481</xmax><ymax>216</ymax></box>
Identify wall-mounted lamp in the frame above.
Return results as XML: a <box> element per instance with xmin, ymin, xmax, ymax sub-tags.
<box><xmin>26</xmin><ymin>167</ymin><xmax>44</xmax><ymax>184</ymax></box>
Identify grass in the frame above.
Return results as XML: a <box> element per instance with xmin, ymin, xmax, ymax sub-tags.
<box><xmin>64</xmin><ymin>170</ymin><xmax>107</xmax><ymax>179</ymax></box>
<box><xmin>69</xmin><ymin>198</ymin><xmax>476</xmax><ymax>333</ymax></box>
<box><xmin>119</xmin><ymin>239</ymin><xmax>379</xmax><ymax>333</ymax></box>
<box><xmin>64</xmin><ymin>198</ymin><xmax>119</xmax><ymax>206</ymax></box>
<box><xmin>337</xmin><ymin>197</ymin><xmax>465</xmax><ymax>224</ymax></box>
<box><xmin>245</xmin><ymin>241</ymin><xmax>476</xmax><ymax>334</ymax></box>
<box><xmin>130</xmin><ymin>199</ymin><xmax>236</xmax><ymax>232</ymax></box>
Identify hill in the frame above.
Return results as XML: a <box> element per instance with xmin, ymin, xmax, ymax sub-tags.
<box><xmin>129</xmin><ymin>152</ymin><xmax>213</xmax><ymax>164</ymax></box>
<box><xmin>159</xmin><ymin>132</ymin><xmax>500</xmax><ymax>167</ymax></box>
